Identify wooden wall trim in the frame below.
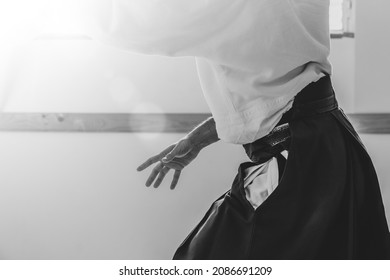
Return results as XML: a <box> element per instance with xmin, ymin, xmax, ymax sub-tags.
<box><xmin>0</xmin><ymin>113</ymin><xmax>209</xmax><ymax>133</ymax></box>
<box><xmin>330</xmin><ymin>32</ymin><xmax>355</xmax><ymax>39</ymax></box>
<box><xmin>348</xmin><ymin>114</ymin><xmax>390</xmax><ymax>134</ymax></box>
<box><xmin>0</xmin><ymin>113</ymin><xmax>389</xmax><ymax>134</ymax></box>
<box><xmin>36</xmin><ymin>33</ymin><xmax>354</xmax><ymax>41</ymax></box>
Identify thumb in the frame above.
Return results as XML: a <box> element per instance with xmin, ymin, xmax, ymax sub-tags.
<box><xmin>162</xmin><ymin>143</ymin><xmax>187</xmax><ymax>163</ymax></box>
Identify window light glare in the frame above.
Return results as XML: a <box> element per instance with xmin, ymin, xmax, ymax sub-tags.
<box><xmin>330</xmin><ymin>0</ymin><xmax>344</xmax><ymax>32</ymax></box>
<box><xmin>0</xmin><ymin>0</ymin><xmax>84</xmax><ymax>45</ymax></box>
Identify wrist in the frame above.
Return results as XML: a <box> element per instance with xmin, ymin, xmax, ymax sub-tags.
<box><xmin>186</xmin><ymin>117</ymin><xmax>219</xmax><ymax>149</ymax></box>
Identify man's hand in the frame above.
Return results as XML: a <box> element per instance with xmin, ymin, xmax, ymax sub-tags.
<box><xmin>137</xmin><ymin>117</ymin><xmax>219</xmax><ymax>190</ymax></box>
<box><xmin>137</xmin><ymin>137</ymin><xmax>201</xmax><ymax>190</ymax></box>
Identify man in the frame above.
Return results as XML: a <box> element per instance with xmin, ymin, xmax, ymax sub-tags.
<box><xmin>82</xmin><ymin>0</ymin><xmax>390</xmax><ymax>259</ymax></box>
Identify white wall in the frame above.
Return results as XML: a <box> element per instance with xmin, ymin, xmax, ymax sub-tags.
<box><xmin>0</xmin><ymin>132</ymin><xmax>247</xmax><ymax>259</ymax></box>
<box><xmin>1</xmin><ymin>40</ymin><xmax>209</xmax><ymax>114</ymax></box>
<box><xmin>355</xmin><ymin>0</ymin><xmax>390</xmax><ymax>112</ymax></box>
<box><xmin>329</xmin><ymin>38</ymin><xmax>355</xmax><ymax>112</ymax></box>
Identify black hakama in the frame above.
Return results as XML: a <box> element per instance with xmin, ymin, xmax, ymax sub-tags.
<box><xmin>173</xmin><ymin>76</ymin><xmax>390</xmax><ymax>259</ymax></box>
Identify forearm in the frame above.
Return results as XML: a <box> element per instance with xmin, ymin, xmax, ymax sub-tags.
<box><xmin>185</xmin><ymin>117</ymin><xmax>220</xmax><ymax>149</ymax></box>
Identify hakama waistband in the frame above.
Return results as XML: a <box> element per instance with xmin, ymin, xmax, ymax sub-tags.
<box><xmin>243</xmin><ymin>75</ymin><xmax>338</xmax><ymax>164</ymax></box>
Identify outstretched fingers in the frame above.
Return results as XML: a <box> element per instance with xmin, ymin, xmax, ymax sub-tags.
<box><xmin>137</xmin><ymin>155</ymin><xmax>161</xmax><ymax>172</ymax></box>
<box><xmin>145</xmin><ymin>164</ymin><xmax>181</xmax><ymax>190</ymax></box>
<box><xmin>170</xmin><ymin>170</ymin><xmax>181</xmax><ymax>190</ymax></box>
<box><xmin>145</xmin><ymin>161</ymin><xmax>164</xmax><ymax>187</ymax></box>
<box><xmin>137</xmin><ymin>143</ymin><xmax>184</xmax><ymax>189</ymax></box>
<box><xmin>153</xmin><ymin>166</ymin><xmax>170</xmax><ymax>188</ymax></box>
<box><xmin>137</xmin><ymin>145</ymin><xmax>175</xmax><ymax>171</ymax></box>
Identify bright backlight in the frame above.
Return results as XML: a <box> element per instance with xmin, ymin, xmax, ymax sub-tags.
<box><xmin>0</xmin><ymin>0</ymin><xmax>347</xmax><ymax>47</ymax></box>
<box><xmin>0</xmin><ymin>0</ymin><xmax>84</xmax><ymax>46</ymax></box>
<box><xmin>330</xmin><ymin>0</ymin><xmax>344</xmax><ymax>32</ymax></box>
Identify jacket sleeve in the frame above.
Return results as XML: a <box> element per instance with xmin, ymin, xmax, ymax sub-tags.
<box><xmin>80</xmin><ymin>0</ymin><xmax>246</xmax><ymax>57</ymax></box>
